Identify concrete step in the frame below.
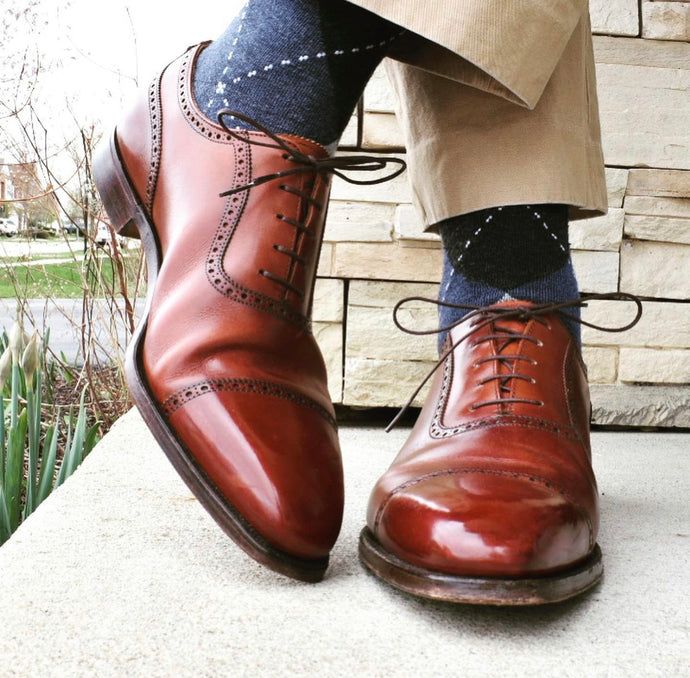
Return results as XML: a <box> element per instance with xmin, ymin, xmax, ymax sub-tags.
<box><xmin>0</xmin><ymin>409</ymin><xmax>688</xmax><ymax>677</ymax></box>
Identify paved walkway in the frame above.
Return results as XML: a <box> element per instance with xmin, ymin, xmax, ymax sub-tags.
<box><xmin>0</xmin><ymin>298</ymin><xmax>145</xmax><ymax>364</ymax></box>
<box><xmin>0</xmin><ymin>409</ymin><xmax>688</xmax><ymax>677</ymax></box>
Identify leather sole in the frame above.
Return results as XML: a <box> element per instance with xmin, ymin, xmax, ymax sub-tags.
<box><xmin>92</xmin><ymin>130</ymin><xmax>329</xmax><ymax>583</ymax></box>
<box><xmin>358</xmin><ymin>527</ymin><xmax>603</xmax><ymax>605</ymax></box>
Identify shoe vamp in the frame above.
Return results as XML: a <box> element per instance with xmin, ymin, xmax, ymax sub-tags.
<box><xmin>376</xmin><ymin>424</ymin><xmax>598</xmax><ymax>513</ymax></box>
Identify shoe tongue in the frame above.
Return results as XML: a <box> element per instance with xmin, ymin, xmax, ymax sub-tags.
<box><xmin>279</xmin><ymin>132</ymin><xmax>330</xmax><ymax>160</ymax></box>
<box><xmin>480</xmin><ymin>299</ymin><xmax>538</xmax><ymax>345</ymax></box>
<box><xmin>490</xmin><ymin>298</ymin><xmax>538</xmax><ymax>311</ymax></box>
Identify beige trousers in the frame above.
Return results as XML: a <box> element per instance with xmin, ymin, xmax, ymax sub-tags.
<box><xmin>346</xmin><ymin>0</ymin><xmax>607</xmax><ymax>227</ymax></box>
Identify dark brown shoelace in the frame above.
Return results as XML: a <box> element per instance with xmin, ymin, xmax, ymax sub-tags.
<box><xmin>217</xmin><ymin>109</ymin><xmax>406</xmax><ymax>196</ymax></box>
<box><xmin>216</xmin><ymin>109</ymin><xmax>406</xmax><ymax>298</ymax></box>
<box><xmin>386</xmin><ymin>292</ymin><xmax>643</xmax><ymax>430</ymax></box>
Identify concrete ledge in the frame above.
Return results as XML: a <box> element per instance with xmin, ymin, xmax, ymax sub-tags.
<box><xmin>591</xmin><ymin>384</ymin><xmax>690</xmax><ymax>427</ymax></box>
<box><xmin>0</xmin><ymin>409</ymin><xmax>688</xmax><ymax>677</ymax></box>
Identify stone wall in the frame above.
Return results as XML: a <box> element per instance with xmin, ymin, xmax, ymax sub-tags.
<box><xmin>312</xmin><ymin>2</ymin><xmax>690</xmax><ymax>427</ymax></box>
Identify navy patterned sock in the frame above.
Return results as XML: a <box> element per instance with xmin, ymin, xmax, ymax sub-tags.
<box><xmin>438</xmin><ymin>204</ymin><xmax>581</xmax><ymax>347</ymax></box>
<box><xmin>193</xmin><ymin>0</ymin><xmax>402</xmax><ymax>148</ymax></box>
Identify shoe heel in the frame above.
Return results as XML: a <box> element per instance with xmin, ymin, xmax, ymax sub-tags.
<box><xmin>92</xmin><ymin>131</ymin><xmax>144</xmax><ymax>240</ymax></box>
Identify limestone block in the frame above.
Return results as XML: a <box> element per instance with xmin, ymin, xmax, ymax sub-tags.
<box><xmin>313</xmin><ymin>278</ymin><xmax>344</xmax><ymax>323</ymax></box>
<box><xmin>346</xmin><ymin>304</ymin><xmax>438</xmax><ymax>362</ymax></box>
<box><xmin>394</xmin><ymin>204</ymin><xmax>441</xmax><ymax>249</ymax></box>
<box><xmin>333</xmin><ymin>242</ymin><xmax>442</xmax><ymax>283</ymax></box>
<box><xmin>313</xmin><ymin>321</ymin><xmax>343</xmax><ymax>402</ymax></box>
<box><xmin>619</xmin><ymin>240</ymin><xmax>690</xmax><ymax>298</ymax></box>
<box><xmin>571</xmin><ymin>251</ymin><xmax>620</xmax><ymax>293</ymax></box>
<box><xmin>590</xmin><ymin>384</ymin><xmax>690</xmax><ymax>427</ymax></box>
<box><xmin>324</xmin><ymin>201</ymin><xmax>394</xmax><ymax>243</ymax></box>
<box><xmin>594</xmin><ymin>35</ymin><xmax>690</xmax><ymax>70</ymax></box>
<box><xmin>595</xmin><ymin>61</ymin><xmax>690</xmax><ymax>169</ymax></box>
<box><xmin>606</xmin><ymin>167</ymin><xmax>630</xmax><ymax>208</ymax></box>
<box><xmin>624</xmin><ymin>196</ymin><xmax>690</xmax><ymax>220</ymax></box>
<box><xmin>642</xmin><ymin>2</ymin><xmax>690</xmax><ymax>41</ymax></box>
<box><xmin>343</xmin><ymin>357</ymin><xmax>435</xmax><ymax>408</ymax></box>
<box><xmin>624</xmin><ymin>215</ymin><xmax>690</xmax><ymax>245</ymax></box>
<box><xmin>348</xmin><ymin>280</ymin><xmax>439</xmax><ymax>308</ymax></box>
<box><xmin>570</xmin><ymin>208</ymin><xmax>624</xmax><ymax>251</ymax></box>
<box><xmin>331</xmin><ymin>154</ymin><xmax>410</xmax><ymax>203</ymax></box>
<box><xmin>361</xmin><ymin>112</ymin><xmax>404</xmax><ymax>151</ymax></box>
<box><xmin>619</xmin><ymin>348</ymin><xmax>690</xmax><ymax>384</ymax></box>
<box><xmin>347</xmin><ymin>296</ymin><xmax>438</xmax><ymax>362</ymax></box>
<box><xmin>582</xmin><ymin>300</ymin><xmax>690</xmax><ymax>348</ymax></box>
<box><xmin>582</xmin><ymin>346</ymin><xmax>619</xmax><ymax>383</ymax></box>
<box><xmin>346</xmin><ymin>280</ymin><xmax>438</xmax><ymax>379</ymax></box>
<box><xmin>627</xmin><ymin>168</ymin><xmax>690</xmax><ymax>198</ymax></box>
<box><xmin>590</xmin><ymin>0</ymin><xmax>640</xmax><ymax>36</ymax></box>
<box><xmin>340</xmin><ymin>114</ymin><xmax>359</xmax><ymax>148</ymax></box>
<box><xmin>363</xmin><ymin>64</ymin><xmax>396</xmax><ymax>113</ymax></box>
<box><xmin>317</xmin><ymin>243</ymin><xmax>334</xmax><ymax>277</ymax></box>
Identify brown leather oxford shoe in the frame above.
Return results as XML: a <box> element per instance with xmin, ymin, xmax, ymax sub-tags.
<box><xmin>360</xmin><ymin>300</ymin><xmax>611</xmax><ymax>604</ymax></box>
<box><xmin>92</xmin><ymin>44</ymin><xmax>406</xmax><ymax>582</ymax></box>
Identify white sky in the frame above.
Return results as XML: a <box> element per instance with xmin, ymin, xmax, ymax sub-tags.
<box><xmin>2</xmin><ymin>0</ymin><xmax>246</xmax><ymax>157</ymax></box>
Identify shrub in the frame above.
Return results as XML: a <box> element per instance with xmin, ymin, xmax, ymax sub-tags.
<box><xmin>0</xmin><ymin>321</ymin><xmax>100</xmax><ymax>545</ymax></box>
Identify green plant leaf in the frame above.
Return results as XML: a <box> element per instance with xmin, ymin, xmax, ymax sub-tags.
<box><xmin>5</xmin><ymin>409</ymin><xmax>28</xmax><ymax>532</ymax></box>
<box><xmin>0</xmin><ymin>484</ymin><xmax>12</xmax><ymax>546</ymax></box>
<box><xmin>0</xmin><ymin>397</ymin><xmax>5</xmax><ymax>485</ymax></box>
<box><xmin>36</xmin><ymin>424</ymin><xmax>59</xmax><ymax>505</ymax></box>
<box><xmin>83</xmin><ymin>423</ymin><xmax>101</xmax><ymax>457</ymax></box>
<box><xmin>56</xmin><ymin>410</ymin><xmax>73</xmax><ymax>488</ymax></box>
<box><xmin>25</xmin><ymin>389</ymin><xmax>38</xmax><ymax>517</ymax></box>
<box><xmin>65</xmin><ymin>389</ymin><xmax>88</xmax><ymax>478</ymax></box>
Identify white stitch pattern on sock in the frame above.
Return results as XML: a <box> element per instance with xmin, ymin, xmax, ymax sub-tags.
<box><xmin>534</xmin><ymin>210</ymin><xmax>567</xmax><ymax>252</ymax></box>
<box><xmin>214</xmin><ymin>3</ymin><xmax>249</xmax><ymax>108</ymax></box>
<box><xmin>211</xmin><ymin>29</ymin><xmax>405</xmax><ymax>101</ymax></box>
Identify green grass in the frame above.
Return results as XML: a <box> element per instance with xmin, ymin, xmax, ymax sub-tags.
<box><xmin>0</xmin><ymin>251</ymin><xmax>80</xmax><ymax>264</ymax></box>
<box><xmin>0</xmin><ymin>256</ymin><xmax>145</xmax><ymax>298</ymax></box>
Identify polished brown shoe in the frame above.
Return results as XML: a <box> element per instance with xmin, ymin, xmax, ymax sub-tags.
<box><xmin>93</xmin><ymin>44</ymin><xmax>402</xmax><ymax>582</ymax></box>
<box><xmin>360</xmin><ymin>298</ymin><xmax>638</xmax><ymax>604</ymax></box>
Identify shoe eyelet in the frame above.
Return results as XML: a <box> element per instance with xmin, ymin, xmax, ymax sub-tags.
<box><xmin>536</xmin><ymin>339</ymin><xmax>544</xmax><ymax>347</ymax></box>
